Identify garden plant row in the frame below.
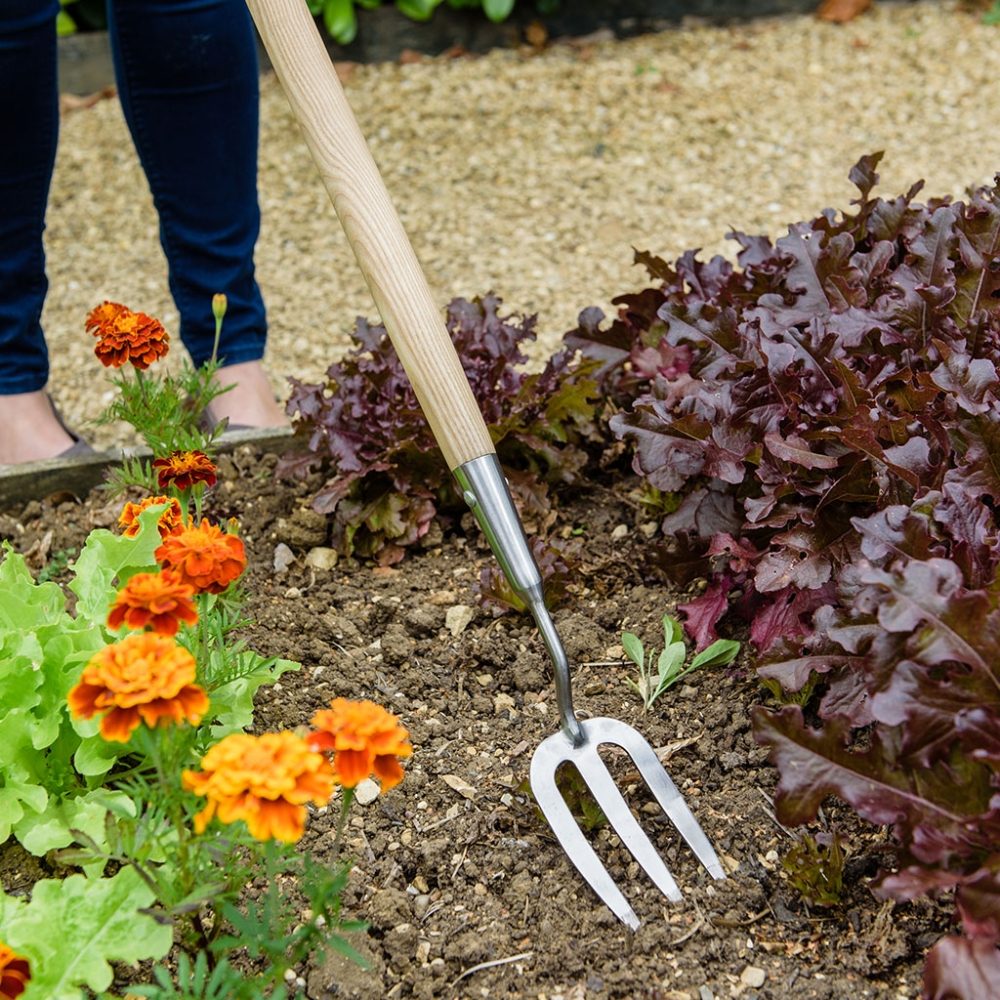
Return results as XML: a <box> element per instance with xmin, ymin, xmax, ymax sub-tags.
<box><xmin>282</xmin><ymin>152</ymin><xmax>1000</xmax><ymax>999</ymax></box>
<box><xmin>1</xmin><ymin>153</ymin><xmax>998</xmax><ymax>998</ymax></box>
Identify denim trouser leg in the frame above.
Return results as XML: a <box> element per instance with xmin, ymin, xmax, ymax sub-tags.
<box><xmin>0</xmin><ymin>2</ymin><xmax>60</xmax><ymax>395</ymax></box>
<box><xmin>107</xmin><ymin>0</ymin><xmax>267</xmax><ymax>368</ymax></box>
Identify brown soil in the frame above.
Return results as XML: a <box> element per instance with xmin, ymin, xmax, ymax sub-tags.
<box><xmin>0</xmin><ymin>446</ymin><xmax>951</xmax><ymax>999</ymax></box>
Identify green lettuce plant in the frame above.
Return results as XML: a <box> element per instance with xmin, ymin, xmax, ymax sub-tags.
<box><xmin>0</xmin><ymin>505</ymin><xmax>295</xmax><ymax>862</ymax></box>
<box><xmin>0</xmin><ymin>869</ymin><xmax>173</xmax><ymax>1000</ymax></box>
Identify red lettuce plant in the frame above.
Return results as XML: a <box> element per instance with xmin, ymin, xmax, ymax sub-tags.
<box><xmin>280</xmin><ymin>295</ymin><xmax>599</xmax><ymax>563</ymax></box>
<box><xmin>570</xmin><ymin>153</ymin><xmax>1000</xmax><ymax>652</ymax></box>
<box><xmin>569</xmin><ymin>154</ymin><xmax>1000</xmax><ymax>995</ymax></box>
<box><xmin>475</xmin><ymin>535</ymin><xmax>575</xmax><ymax>616</ymax></box>
<box><xmin>755</xmin><ymin>490</ymin><xmax>1000</xmax><ymax>996</ymax></box>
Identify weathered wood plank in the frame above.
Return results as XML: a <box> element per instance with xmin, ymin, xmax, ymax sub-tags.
<box><xmin>0</xmin><ymin>428</ymin><xmax>297</xmax><ymax>509</ymax></box>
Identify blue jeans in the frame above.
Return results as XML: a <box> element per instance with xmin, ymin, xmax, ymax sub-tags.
<box><xmin>0</xmin><ymin>0</ymin><xmax>267</xmax><ymax>394</ymax></box>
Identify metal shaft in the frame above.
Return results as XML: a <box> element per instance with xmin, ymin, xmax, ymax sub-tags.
<box><xmin>453</xmin><ymin>454</ymin><xmax>585</xmax><ymax>746</ymax></box>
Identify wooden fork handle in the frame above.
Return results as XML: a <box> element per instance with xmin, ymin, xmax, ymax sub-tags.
<box><xmin>246</xmin><ymin>0</ymin><xmax>495</xmax><ymax>470</ymax></box>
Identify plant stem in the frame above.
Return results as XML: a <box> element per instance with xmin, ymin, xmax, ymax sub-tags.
<box><xmin>134</xmin><ymin>365</ymin><xmax>148</xmax><ymax>407</ymax></box>
<box><xmin>211</xmin><ymin>316</ymin><xmax>223</xmax><ymax>368</ymax></box>
<box><xmin>333</xmin><ymin>788</ymin><xmax>355</xmax><ymax>856</ymax></box>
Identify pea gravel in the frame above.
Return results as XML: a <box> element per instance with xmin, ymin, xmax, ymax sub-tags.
<box><xmin>41</xmin><ymin>1</ymin><xmax>1000</xmax><ymax>448</ymax></box>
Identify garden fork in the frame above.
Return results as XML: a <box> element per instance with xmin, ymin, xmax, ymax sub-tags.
<box><xmin>247</xmin><ymin>0</ymin><xmax>727</xmax><ymax>928</ymax></box>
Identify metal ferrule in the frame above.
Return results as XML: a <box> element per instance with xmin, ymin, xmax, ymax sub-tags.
<box><xmin>454</xmin><ymin>454</ymin><xmax>584</xmax><ymax>746</ymax></box>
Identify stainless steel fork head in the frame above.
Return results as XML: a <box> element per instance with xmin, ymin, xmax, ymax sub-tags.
<box><xmin>455</xmin><ymin>454</ymin><xmax>726</xmax><ymax>928</ymax></box>
<box><xmin>530</xmin><ymin>717</ymin><xmax>726</xmax><ymax>930</ymax></box>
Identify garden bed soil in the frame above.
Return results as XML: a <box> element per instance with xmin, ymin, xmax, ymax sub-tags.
<box><xmin>0</xmin><ymin>445</ymin><xmax>952</xmax><ymax>999</ymax></box>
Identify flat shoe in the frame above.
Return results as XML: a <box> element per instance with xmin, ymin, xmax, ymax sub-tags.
<box><xmin>198</xmin><ymin>402</ymin><xmax>279</xmax><ymax>437</ymax></box>
<box><xmin>48</xmin><ymin>394</ymin><xmax>97</xmax><ymax>458</ymax></box>
<box><xmin>58</xmin><ymin>438</ymin><xmax>97</xmax><ymax>459</ymax></box>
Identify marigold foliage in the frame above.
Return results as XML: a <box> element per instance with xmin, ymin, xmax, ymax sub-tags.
<box><xmin>308</xmin><ymin>698</ymin><xmax>412</xmax><ymax>791</ymax></box>
<box><xmin>155</xmin><ymin>518</ymin><xmax>246</xmax><ymax>594</ymax></box>
<box><xmin>0</xmin><ymin>942</ymin><xmax>30</xmax><ymax>1000</ymax></box>
<box><xmin>183</xmin><ymin>731</ymin><xmax>335</xmax><ymax>843</ymax></box>
<box><xmin>86</xmin><ymin>300</ymin><xmax>169</xmax><ymax>370</ymax></box>
<box><xmin>107</xmin><ymin>569</ymin><xmax>198</xmax><ymax>637</ymax></box>
<box><xmin>152</xmin><ymin>450</ymin><xmax>218</xmax><ymax>491</ymax></box>
<box><xmin>68</xmin><ymin>633</ymin><xmax>209</xmax><ymax>742</ymax></box>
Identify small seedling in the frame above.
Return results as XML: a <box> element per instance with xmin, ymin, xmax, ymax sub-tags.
<box><xmin>36</xmin><ymin>546</ymin><xmax>77</xmax><ymax>584</ymax></box>
<box><xmin>782</xmin><ymin>832</ymin><xmax>846</xmax><ymax>908</ymax></box>
<box><xmin>623</xmin><ymin>614</ymin><xmax>740</xmax><ymax>711</ymax></box>
<box><xmin>518</xmin><ymin>769</ymin><xmax>606</xmax><ymax>833</ymax></box>
<box><xmin>759</xmin><ymin>672</ymin><xmax>821</xmax><ymax>709</ymax></box>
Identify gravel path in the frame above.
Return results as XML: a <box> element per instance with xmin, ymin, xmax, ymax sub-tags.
<box><xmin>43</xmin><ymin>0</ymin><xmax>1000</xmax><ymax>447</ymax></box>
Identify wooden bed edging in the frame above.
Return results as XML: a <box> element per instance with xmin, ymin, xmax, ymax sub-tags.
<box><xmin>0</xmin><ymin>427</ymin><xmax>297</xmax><ymax>509</ymax></box>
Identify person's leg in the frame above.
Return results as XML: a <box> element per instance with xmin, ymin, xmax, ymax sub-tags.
<box><xmin>107</xmin><ymin>0</ymin><xmax>285</xmax><ymax>428</ymax></box>
<box><xmin>0</xmin><ymin>1</ymin><xmax>77</xmax><ymax>464</ymax></box>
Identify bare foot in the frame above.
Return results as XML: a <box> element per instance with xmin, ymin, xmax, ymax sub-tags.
<box><xmin>0</xmin><ymin>390</ymin><xmax>76</xmax><ymax>465</ymax></box>
<box><xmin>210</xmin><ymin>361</ymin><xmax>288</xmax><ymax>430</ymax></box>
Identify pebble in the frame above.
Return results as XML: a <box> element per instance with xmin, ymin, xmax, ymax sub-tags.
<box><xmin>740</xmin><ymin>966</ymin><xmax>766</xmax><ymax>989</ymax></box>
<box><xmin>44</xmin><ymin>3</ymin><xmax>1000</xmax><ymax>447</ymax></box>
<box><xmin>272</xmin><ymin>542</ymin><xmax>295</xmax><ymax>573</ymax></box>
<box><xmin>445</xmin><ymin>604</ymin><xmax>474</xmax><ymax>636</ymax></box>
<box><xmin>354</xmin><ymin>778</ymin><xmax>380</xmax><ymax>805</ymax></box>
<box><xmin>305</xmin><ymin>546</ymin><xmax>338</xmax><ymax>570</ymax></box>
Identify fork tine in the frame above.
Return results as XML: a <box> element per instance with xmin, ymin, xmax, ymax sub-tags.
<box><xmin>588</xmin><ymin>718</ymin><xmax>727</xmax><ymax>880</ymax></box>
<box><xmin>531</xmin><ymin>735</ymin><xmax>640</xmax><ymax>930</ymax></box>
<box><xmin>572</xmin><ymin>744</ymin><xmax>683</xmax><ymax>903</ymax></box>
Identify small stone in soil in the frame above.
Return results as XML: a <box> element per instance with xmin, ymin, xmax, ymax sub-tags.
<box><xmin>354</xmin><ymin>778</ymin><xmax>380</xmax><ymax>805</ymax></box>
<box><xmin>272</xmin><ymin>542</ymin><xmax>295</xmax><ymax>573</ymax></box>
<box><xmin>740</xmin><ymin>965</ymin><xmax>766</xmax><ymax>988</ymax></box>
<box><xmin>305</xmin><ymin>545</ymin><xmax>338</xmax><ymax>570</ymax></box>
<box><xmin>445</xmin><ymin>604</ymin><xmax>474</xmax><ymax>636</ymax></box>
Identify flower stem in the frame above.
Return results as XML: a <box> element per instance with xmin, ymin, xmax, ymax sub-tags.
<box><xmin>333</xmin><ymin>787</ymin><xmax>355</xmax><ymax>856</ymax></box>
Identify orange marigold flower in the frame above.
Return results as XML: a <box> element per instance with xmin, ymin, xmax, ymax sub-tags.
<box><xmin>84</xmin><ymin>300</ymin><xmax>129</xmax><ymax>335</ymax></box>
<box><xmin>152</xmin><ymin>450</ymin><xmax>218</xmax><ymax>491</ymax></box>
<box><xmin>86</xmin><ymin>300</ymin><xmax>169</xmax><ymax>370</ymax></box>
<box><xmin>68</xmin><ymin>633</ymin><xmax>209</xmax><ymax>742</ymax></box>
<box><xmin>308</xmin><ymin>698</ymin><xmax>412</xmax><ymax>792</ymax></box>
<box><xmin>118</xmin><ymin>495</ymin><xmax>184</xmax><ymax>539</ymax></box>
<box><xmin>155</xmin><ymin>518</ymin><xmax>246</xmax><ymax>594</ymax></box>
<box><xmin>108</xmin><ymin>569</ymin><xmax>198</xmax><ymax>637</ymax></box>
<box><xmin>183</xmin><ymin>731</ymin><xmax>335</xmax><ymax>843</ymax></box>
<box><xmin>0</xmin><ymin>943</ymin><xmax>30</xmax><ymax>1000</ymax></box>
